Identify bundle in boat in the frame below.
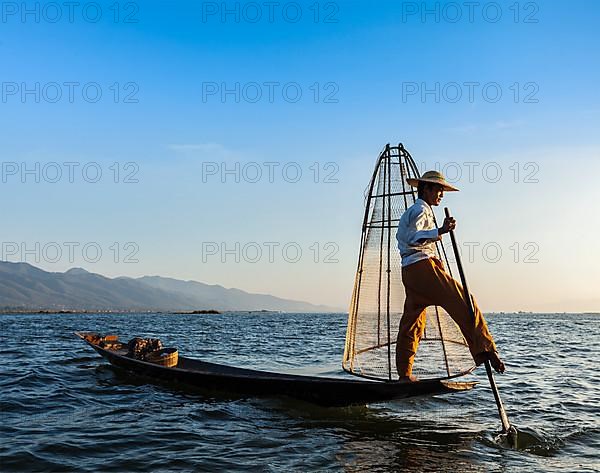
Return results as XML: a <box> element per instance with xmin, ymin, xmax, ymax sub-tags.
<box><xmin>126</xmin><ymin>337</ymin><xmax>178</xmax><ymax>368</ymax></box>
<box><xmin>82</xmin><ymin>332</ymin><xmax>123</xmax><ymax>350</ymax></box>
<box><xmin>343</xmin><ymin>144</ymin><xmax>475</xmax><ymax>382</ymax></box>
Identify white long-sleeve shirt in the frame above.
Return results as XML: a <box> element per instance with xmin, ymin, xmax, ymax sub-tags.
<box><xmin>396</xmin><ymin>198</ymin><xmax>441</xmax><ymax>267</ymax></box>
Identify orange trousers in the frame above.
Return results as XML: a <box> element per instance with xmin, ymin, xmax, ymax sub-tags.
<box><xmin>396</xmin><ymin>257</ymin><xmax>497</xmax><ymax>377</ymax></box>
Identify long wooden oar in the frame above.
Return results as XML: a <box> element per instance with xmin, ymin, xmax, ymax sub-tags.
<box><xmin>444</xmin><ymin>207</ymin><xmax>513</xmax><ymax>436</ymax></box>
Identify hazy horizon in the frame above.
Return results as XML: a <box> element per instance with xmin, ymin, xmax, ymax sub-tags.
<box><xmin>2</xmin><ymin>259</ymin><xmax>600</xmax><ymax>314</ymax></box>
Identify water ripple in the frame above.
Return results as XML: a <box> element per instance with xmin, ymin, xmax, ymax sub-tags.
<box><xmin>0</xmin><ymin>312</ymin><xmax>598</xmax><ymax>472</ymax></box>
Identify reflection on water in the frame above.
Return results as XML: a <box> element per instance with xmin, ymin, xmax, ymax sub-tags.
<box><xmin>335</xmin><ymin>415</ymin><xmax>480</xmax><ymax>472</ymax></box>
<box><xmin>0</xmin><ymin>312</ymin><xmax>599</xmax><ymax>472</ymax></box>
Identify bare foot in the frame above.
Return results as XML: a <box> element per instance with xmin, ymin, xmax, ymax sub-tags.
<box><xmin>396</xmin><ymin>375</ymin><xmax>417</xmax><ymax>383</ymax></box>
<box><xmin>489</xmin><ymin>351</ymin><xmax>506</xmax><ymax>374</ymax></box>
<box><xmin>474</xmin><ymin>351</ymin><xmax>506</xmax><ymax>374</ymax></box>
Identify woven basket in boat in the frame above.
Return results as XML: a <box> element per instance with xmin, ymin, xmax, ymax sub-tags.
<box><xmin>145</xmin><ymin>347</ymin><xmax>178</xmax><ymax>368</ymax></box>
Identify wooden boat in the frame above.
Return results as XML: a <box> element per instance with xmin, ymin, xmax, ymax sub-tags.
<box><xmin>75</xmin><ymin>332</ymin><xmax>475</xmax><ymax>407</ymax></box>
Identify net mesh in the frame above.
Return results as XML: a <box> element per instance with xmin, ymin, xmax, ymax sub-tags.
<box><xmin>343</xmin><ymin>144</ymin><xmax>475</xmax><ymax>381</ymax></box>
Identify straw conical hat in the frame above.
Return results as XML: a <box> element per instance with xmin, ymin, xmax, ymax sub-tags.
<box><xmin>406</xmin><ymin>170</ymin><xmax>459</xmax><ymax>192</ymax></box>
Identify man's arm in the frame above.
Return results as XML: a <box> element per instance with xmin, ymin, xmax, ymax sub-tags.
<box><xmin>407</xmin><ymin>210</ymin><xmax>456</xmax><ymax>245</ymax></box>
<box><xmin>407</xmin><ymin>208</ymin><xmax>440</xmax><ymax>245</ymax></box>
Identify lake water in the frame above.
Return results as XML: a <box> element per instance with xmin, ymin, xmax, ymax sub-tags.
<box><xmin>1</xmin><ymin>312</ymin><xmax>598</xmax><ymax>472</ymax></box>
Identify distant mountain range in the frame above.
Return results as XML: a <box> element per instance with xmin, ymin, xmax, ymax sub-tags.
<box><xmin>0</xmin><ymin>261</ymin><xmax>342</xmax><ymax>313</ymax></box>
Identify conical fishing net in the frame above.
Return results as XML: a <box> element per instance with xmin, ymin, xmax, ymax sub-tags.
<box><xmin>343</xmin><ymin>144</ymin><xmax>475</xmax><ymax>381</ymax></box>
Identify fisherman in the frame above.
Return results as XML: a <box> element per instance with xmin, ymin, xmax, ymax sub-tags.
<box><xmin>395</xmin><ymin>170</ymin><xmax>505</xmax><ymax>382</ymax></box>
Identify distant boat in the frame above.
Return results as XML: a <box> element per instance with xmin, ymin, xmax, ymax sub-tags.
<box><xmin>171</xmin><ymin>310</ymin><xmax>221</xmax><ymax>315</ymax></box>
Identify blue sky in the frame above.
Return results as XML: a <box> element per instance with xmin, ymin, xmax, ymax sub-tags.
<box><xmin>1</xmin><ymin>1</ymin><xmax>599</xmax><ymax>311</ymax></box>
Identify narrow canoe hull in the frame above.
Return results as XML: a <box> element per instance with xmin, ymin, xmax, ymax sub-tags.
<box><xmin>76</xmin><ymin>332</ymin><xmax>476</xmax><ymax>407</ymax></box>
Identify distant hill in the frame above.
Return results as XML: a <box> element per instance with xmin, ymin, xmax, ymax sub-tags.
<box><xmin>0</xmin><ymin>261</ymin><xmax>342</xmax><ymax>313</ymax></box>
